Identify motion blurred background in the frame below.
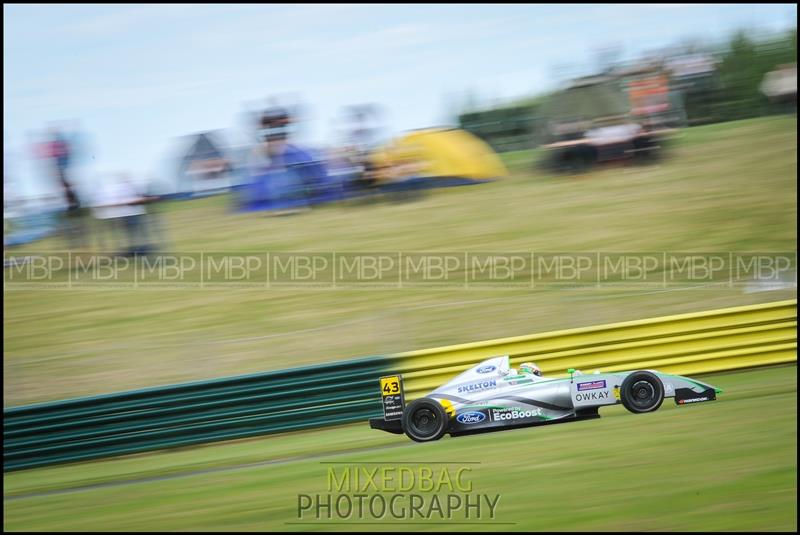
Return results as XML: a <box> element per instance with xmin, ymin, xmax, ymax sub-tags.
<box><xmin>3</xmin><ymin>4</ymin><xmax>797</xmax><ymax>532</ymax></box>
<box><xmin>4</xmin><ymin>3</ymin><xmax>796</xmax><ymax>405</ymax></box>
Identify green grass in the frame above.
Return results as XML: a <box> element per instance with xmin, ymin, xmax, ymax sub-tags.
<box><xmin>3</xmin><ymin>366</ymin><xmax>796</xmax><ymax>531</ymax></box>
<box><xmin>3</xmin><ymin>116</ymin><xmax>798</xmax><ymax>406</ymax></box>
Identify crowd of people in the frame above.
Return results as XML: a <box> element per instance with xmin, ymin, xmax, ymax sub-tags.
<box><xmin>234</xmin><ymin>101</ymin><xmax>424</xmax><ymax>214</ymax></box>
<box><xmin>5</xmin><ymin>126</ymin><xmax>165</xmax><ymax>254</ymax></box>
<box><xmin>3</xmin><ymin>99</ymin><xmax>428</xmax><ymax>253</ymax></box>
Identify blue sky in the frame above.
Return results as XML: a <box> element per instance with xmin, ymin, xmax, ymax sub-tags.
<box><xmin>4</xmin><ymin>4</ymin><xmax>797</xmax><ymax>199</ymax></box>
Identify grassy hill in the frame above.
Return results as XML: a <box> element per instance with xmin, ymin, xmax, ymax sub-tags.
<box><xmin>3</xmin><ymin>116</ymin><xmax>797</xmax><ymax>406</ymax></box>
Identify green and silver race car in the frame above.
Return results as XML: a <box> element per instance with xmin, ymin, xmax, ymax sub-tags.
<box><xmin>370</xmin><ymin>355</ymin><xmax>721</xmax><ymax>442</ymax></box>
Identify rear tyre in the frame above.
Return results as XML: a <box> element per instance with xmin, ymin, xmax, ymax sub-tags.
<box><xmin>620</xmin><ymin>371</ymin><xmax>665</xmax><ymax>414</ymax></box>
<box><xmin>402</xmin><ymin>398</ymin><xmax>449</xmax><ymax>442</ymax></box>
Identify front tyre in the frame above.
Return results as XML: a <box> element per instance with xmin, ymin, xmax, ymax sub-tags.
<box><xmin>402</xmin><ymin>398</ymin><xmax>449</xmax><ymax>442</ymax></box>
<box><xmin>620</xmin><ymin>371</ymin><xmax>665</xmax><ymax>414</ymax></box>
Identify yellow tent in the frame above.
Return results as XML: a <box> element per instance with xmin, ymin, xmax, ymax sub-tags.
<box><xmin>369</xmin><ymin>128</ymin><xmax>508</xmax><ymax>184</ymax></box>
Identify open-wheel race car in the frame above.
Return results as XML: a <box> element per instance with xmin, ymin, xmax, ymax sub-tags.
<box><xmin>369</xmin><ymin>355</ymin><xmax>721</xmax><ymax>442</ymax></box>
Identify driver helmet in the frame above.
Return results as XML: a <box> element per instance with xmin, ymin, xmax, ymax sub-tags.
<box><xmin>519</xmin><ymin>362</ymin><xmax>542</xmax><ymax>377</ymax></box>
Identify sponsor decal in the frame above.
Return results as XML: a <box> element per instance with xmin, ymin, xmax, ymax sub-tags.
<box><xmin>613</xmin><ymin>387</ymin><xmax>621</xmax><ymax>400</ymax></box>
<box><xmin>439</xmin><ymin>398</ymin><xmax>455</xmax><ymax>417</ymax></box>
<box><xmin>574</xmin><ymin>391</ymin><xmax>610</xmax><ymax>402</ymax></box>
<box><xmin>379</xmin><ymin>375</ymin><xmax>405</xmax><ymax>421</ymax></box>
<box><xmin>456</xmin><ymin>411</ymin><xmax>486</xmax><ymax>424</ymax></box>
<box><xmin>491</xmin><ymin>407</ymin><xmax>541</xmax><ymax>421</ymax></box>
<box><xmin>678</xmin><ymin>396</ymin><xmax>709</xmax><ymax>404</ymax></box>
<box><xmin>457</xmin><ymin>380</ymin><xmax>497</xmax><ymax>394</ymax></box>
<box><xmin>577</xmin><ymin>380</ymin><xmax>606</xmax><ymax>391</ymax></box>
<box><xmin>461</xmin><ymin>401</ymin><xmax>491</xmax><ymax>407</ymax></box>
<box><xmin>476</xmin><ymin>365</ymin><xmax>497</xmax><ymax>374</ymax></box>
<box><xmin>504</xmin><ymin>378</ymin><xmax>533</xmax><ymax>386</ymax></box>
<box><xmin>665</xmin><ymin>384</ymin><xmax>675</xmax><ymax>396</ymax></box>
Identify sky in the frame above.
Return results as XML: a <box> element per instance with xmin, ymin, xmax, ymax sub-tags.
<box><xmin>3</xmin><ymin>3</ymin><xmax>797</xmax><ymax>200</ymax></box>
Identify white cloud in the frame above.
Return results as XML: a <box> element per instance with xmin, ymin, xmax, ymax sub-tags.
<box><xmin>63</xmin><ymin>4</ymin><xmax>198</xmax><ymax>38</ymax></box>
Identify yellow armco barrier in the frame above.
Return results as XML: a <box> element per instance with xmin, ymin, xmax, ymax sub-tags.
<box><xmin>394</xmin><ymin>300</ymin><xmax>797</xmax><ymax>399</ymax></box>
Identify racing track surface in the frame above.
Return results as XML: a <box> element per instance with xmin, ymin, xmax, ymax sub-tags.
<box><xmin>4</xmin><ymin>365</ymin><xmax>797</xmax><ymax>532</ymax></box>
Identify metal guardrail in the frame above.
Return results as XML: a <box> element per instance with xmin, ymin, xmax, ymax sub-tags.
<box><xmin>393</xmin><ymin>300</ymin><xmax>797</xmax><ymax>398</ymax></box>
<box><xmin>4</xmin><ymin>299</ymin><xmax>796</xmax><ymax>472</ymax></box>
<box><xmin>3</xmin><ymin>357</ymin><xmax>388</xmax><ymax>472</ymax></box>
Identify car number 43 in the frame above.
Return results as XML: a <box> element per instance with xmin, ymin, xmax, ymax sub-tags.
<box><xmin>381</xmin><ymin>376</ymin><xmax>401</xmax><ymax>396</ymax></box>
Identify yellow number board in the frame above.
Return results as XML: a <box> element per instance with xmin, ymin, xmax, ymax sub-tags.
<box><xmin>379</xmin><ymin>375</ymin><xmax>405</xmax><ymax>421</ymax></box>
<box><xmin>380</xmin><ymin>376</ymin><xmax>401</xmax><ymax>397</ymax></box>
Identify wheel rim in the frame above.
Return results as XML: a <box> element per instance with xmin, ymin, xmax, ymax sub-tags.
<box><xmin>410</xmin><ymin>408</ymin><xmax>439</xmax><ymax>436</ymax></box>
<box><xmin>630</xmin><ymin>380</ymin><xmax>656</xmax><ymax>409</ymax></box>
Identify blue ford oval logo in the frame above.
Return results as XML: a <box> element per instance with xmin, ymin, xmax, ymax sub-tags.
<box><xmin>456</xmin><ymin>412</ymin><xmax>486</xmax><ymax>425</ymax></box>
<box><xmin>477</xmin><ymin>365</ymin><xmax>496</xmax><ymax>374</ymax></box>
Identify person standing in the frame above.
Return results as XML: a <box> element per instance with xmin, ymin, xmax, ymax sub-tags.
<box><xmin>92</xmin><ymin>174</ymin><xmax>152</xmax><ymax>256</ymax></box>
<box><xmin>38</xmin><ymin>127</ymin><xmax>88</xmax><ymax>249</ymax></box>
<box><xmin>255</xmin><ymin>104</ymin><xmax>329</xmax><ymax>213</ymax></box>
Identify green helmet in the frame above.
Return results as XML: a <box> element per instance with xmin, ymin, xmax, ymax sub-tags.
<box><xmin>519</xmin><ymin>362</ymin><xmax>542</xmax><ymax>377</ymax></box>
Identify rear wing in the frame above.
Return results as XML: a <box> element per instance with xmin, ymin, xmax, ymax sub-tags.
<box><xmin>369</xmin><ymin>374</ymin><xmax>406</xmax><ymax>434</ymax></box>
<box><xmin>379</xmin><ymin>374</ymin><xmax>406</xmax><ymax>420</ymax></box>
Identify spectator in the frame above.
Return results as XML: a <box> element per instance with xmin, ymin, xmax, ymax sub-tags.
<box><xmin>344</xmin><ymin>105</ymin><xmax>383</xmax><ymax>189</ymax></box>
<box><xmin>37</xmin><ymin>127</ymin><xmax>88</xmax><ymax>249</ymax></box>
<box><xmin>92</xmin><ymin>174</ymin><xmax>152</xmax><ymax>256</ymax></box>
<box><xmin>256</xmin><ymin>105</ymin><xmax>318</xmax><ymax>212</ymax></box>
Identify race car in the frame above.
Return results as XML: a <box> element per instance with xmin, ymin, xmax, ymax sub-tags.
<box><xmin>369</xmin><ymin>355</ymin><xmax>721</xmax><ymax>442</ymax></box>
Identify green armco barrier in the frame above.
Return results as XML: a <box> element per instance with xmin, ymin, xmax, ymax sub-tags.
<box><xmin>4</xmin><ymin>299</ymin><xmax>796</xmax><ymax>472</ymax></box>
<box><xmin>3</xmin><ymin>356</ymin><xmax>392</xmax><ymax>472</ymax></box>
